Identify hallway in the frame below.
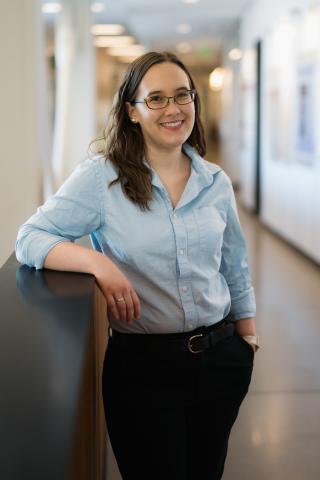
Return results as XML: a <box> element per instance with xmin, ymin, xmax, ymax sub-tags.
<box><xmin>225</xmin><ymin>207</ymin><xmax>320</xmax><ymax>479</ymax></box>
<box><xmin>106</xmin><ymin>206</ymin><xmax>320</xmax><ymax>479</ymax></box>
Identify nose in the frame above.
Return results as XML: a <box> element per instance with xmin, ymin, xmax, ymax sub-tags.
<box><xmin>163</xmin><ymin>97</ymin><xmax>181</xmax><ymax>114</ymax></box>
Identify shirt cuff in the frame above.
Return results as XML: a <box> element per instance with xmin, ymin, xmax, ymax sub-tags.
<box><xmin>230</xmin><ymin>287</ymin><xmax>256</xmax><ymax>320</ymax></box>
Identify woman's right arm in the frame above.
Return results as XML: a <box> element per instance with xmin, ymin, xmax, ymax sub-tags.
<box><xmin>16</xmin><ymin>158</ymin><xmax>140</xmax><ymax>323</ymax></box>
<box><xmin>44</xmin><ymin>242</ymin><xmax>140</xmax><ymax>323</ymax></box>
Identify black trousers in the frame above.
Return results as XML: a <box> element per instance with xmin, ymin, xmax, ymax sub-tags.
<box><xmin>102</xmin><ymin>327</ymin><xmax>254</xmax><ymax>480</ymax></box>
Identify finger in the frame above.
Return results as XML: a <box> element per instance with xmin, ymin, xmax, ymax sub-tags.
<box><xmin>123</xmin><ymin>291</ymin><xmax>135</xmax><ymax>324</ymax></box>
<box><xmin>114</xmin><ymin>294</ymin><xmax>127</xmax><ymax>323</ymax></box>
<box><xmin>130</xmin><ymin>290</ymin><xmax>141</xmax><ymax>320</ymax></box>
<box><xmin>105</xmin><ymin>294</ymin><xmax>120</xmax><ymax>320</ymax></box>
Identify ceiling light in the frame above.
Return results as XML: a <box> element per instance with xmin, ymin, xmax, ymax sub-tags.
<box><xmin>209</xmin><ymin>67</ymin><xmax>225</xmax><ymax>91</ymax></box>
<box><xmin>108</xmin><ymin>45</ymin><xmax>146</xmax><ymax>57</ymax></box>
<box><xmin>91</xmin><ymin>24</ymin><xmax>125</xmax><ymax>36</ymax></box>
<box><xmin>183</xmin><ymin>0</ymin><xmax>199</xmax><ymax>4</ymax></box>
<box><xmin>228</xmin><ymin>48</ymin><xmax>242</xmax><ymax>61</ymax></box>
<box><xmin>176</xmin><ymin>42</ymin><xmax>192</xmax><ymax>53</ymax></box>
<box><xmin>176</xmin><ymin>24</ymin><xmax>192</xmax><ymax>34</ymax></box>
<box><xmin>94</xmin><ymin>36</ymin><xmax>135</xmax><ymax>47</ymax></box>
<box><xmin>42</xmin><ymin>3</ymin><xmax>62</xmax><ymax>14</ymax></box>
<box><xmin>91</xmin><ymin>2</ymin><xmax>105</xmax><ymax>13</ymax></box>
<box><xmin>117</xmin><ymin>56</ymin><xmax>142</xmax><ymax>63</ymax></box>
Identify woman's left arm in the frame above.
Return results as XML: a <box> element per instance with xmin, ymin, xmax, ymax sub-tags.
<box><xmin>219</xmin><ymin>178</ymin><xmax>257</xmax><ymax>333</ymax></box>
<box><xmin>234</xmin><ymin>317</ymin><xmax>256</xmax><ymax>336</ymax></box>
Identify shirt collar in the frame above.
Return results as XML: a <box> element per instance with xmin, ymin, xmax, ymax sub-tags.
<box><xmin>148</xmin><ymin>143</ymin><xmax>221</xmax><ymax>189</ymax></box>
<box><xmin>182</xmin><ymin>142</ymin><xmax>221</xmax><ymax>187</ymax></box>
<box><xmin>146</xmin><ymin>143</ymin><xmax>222</xmax><ymax>209</ymax></box>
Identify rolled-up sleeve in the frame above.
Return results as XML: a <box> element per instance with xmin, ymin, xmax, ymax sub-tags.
<box><xmin>15</xmin><ymin>158</ymin><xmax>104</xmax><ymax>270</ymax></box>
<box><xmin>219</xmin><ymin>184</ymin><xmax>256</xmax><ymax>320</ymax></box>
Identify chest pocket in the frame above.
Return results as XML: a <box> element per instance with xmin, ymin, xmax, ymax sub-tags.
<box><xmin>194</xmin><ymin>206</ymin><xmax>226</xmax><ymax>255</ymax></box>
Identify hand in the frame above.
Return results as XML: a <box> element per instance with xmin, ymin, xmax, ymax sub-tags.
<box><xmin>93</xmin><ymin>255</ymin><xmax>141</xmax><ymax>324</ymax></box>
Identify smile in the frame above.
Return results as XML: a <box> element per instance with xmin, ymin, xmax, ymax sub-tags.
<box><xmin>160</xmin><ymin>120</ymin><xmax>184</xmax><ymax>128</ymax></box>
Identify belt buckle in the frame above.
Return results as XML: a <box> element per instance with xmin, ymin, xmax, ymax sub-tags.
<box><xmin>187</xmin><ymin>333</ymin><xmax>205</xmax><ymax>354</ymax></box>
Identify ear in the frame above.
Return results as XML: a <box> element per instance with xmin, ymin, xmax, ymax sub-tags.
<box><xmin>125</xmin><ymin>101</ymin><xmax>137</xmax><ymax>121</ymax></box>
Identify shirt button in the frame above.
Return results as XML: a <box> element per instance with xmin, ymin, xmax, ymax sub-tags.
<box><xmin>181</xmin><ymin>286</ymin><xmax>188</xmax><ymax>292</ymax></box>
<box><xmin>179</xmin><ymin>249</ymin><xmax>184</xmax><ymax>255</ymax></box>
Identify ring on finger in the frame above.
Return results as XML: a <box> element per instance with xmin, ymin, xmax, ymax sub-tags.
<box><xmin>116</xmin><ymin>297</ymin><xmax>126</xmax><ymax>303</ymax></box>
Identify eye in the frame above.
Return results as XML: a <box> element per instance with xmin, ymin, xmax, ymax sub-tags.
<box><xmin>176</xmin><ymin>91</ymin><xmax>190</xmax><ymax>100</ymax></box>
<box><xmin>148</xmin><ymin>95</ymin><xmax>165</xmax><ymax>103</ymax></box>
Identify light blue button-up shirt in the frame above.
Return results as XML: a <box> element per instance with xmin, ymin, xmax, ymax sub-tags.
<box><xmin>16</xmin><ymin>143</ymin><xmax>256</xmax><ymax>333</ymax></box>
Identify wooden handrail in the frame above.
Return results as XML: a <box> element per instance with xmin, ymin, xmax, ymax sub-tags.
<box><xmin>0</xmin><ymin>254</ymin><xmax>108</xmax><ymax>480</ymax></box>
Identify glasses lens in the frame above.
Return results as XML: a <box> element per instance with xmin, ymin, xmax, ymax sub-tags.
<box><xmin>175</xmin><ymin>91</ymin><xmax>194</xmax><ymax>105</ymax></box>
<box><xmin>147</xmin><ymin>95</ymin><xmax>167</xmax><ymax>109</ymax></box>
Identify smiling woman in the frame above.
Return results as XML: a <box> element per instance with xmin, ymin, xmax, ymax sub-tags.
<box><xmin>127</xmin><ymin>63</ymin><xmax>196</xmax><ymax>157</ymax></box>
<box><xmin>16</xmin><ymin>51</ymin><xmax>257</xmax><ymax>480</ymax></box>
<box><xmin>97</xmin><ymin>51</ymin><xmax>206</xmax><ymax>211</ymax></box>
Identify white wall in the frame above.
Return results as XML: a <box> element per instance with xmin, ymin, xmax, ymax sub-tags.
<box><xmin>52</xmin><ymin>0</ymin><xmax>95</xmax><ymax>189</ymax></box>
<box><xmin>0</xmin><ymin>1</ymin><xmax>46</xmax><ymax>267</ymax></box>
<box><xmin>0</xmin><ymin>0</ymin><xmax>96</xmax><ymax>268</ymax></box>
<box><xmin>219</xmin><ymin>25</ymin><xmax>243</xmax><ymax>185</ymax></box>
<box><xmin>238</xmin><ymin>0</ymin><xmax>320</xmax><ymax>263</ymax></box>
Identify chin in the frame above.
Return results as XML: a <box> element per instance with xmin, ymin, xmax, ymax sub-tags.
<box><xmin>160</xmin><ymin>132</ymin><xmax>191</xmax><ymax>148</ymax></box>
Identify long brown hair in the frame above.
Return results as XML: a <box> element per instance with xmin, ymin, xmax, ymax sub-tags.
<box><xmin>92</xmin><ymin>51</ymin><xmax>206</xmax><ymax>211</ymax></box>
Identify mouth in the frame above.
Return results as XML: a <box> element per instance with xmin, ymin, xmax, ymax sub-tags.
<box><xmin>160</xmin><ymin>120</ymin><xmax>184</xmax><ymax>130</ymax></box>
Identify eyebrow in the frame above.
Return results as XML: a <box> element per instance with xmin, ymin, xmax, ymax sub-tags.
<box><xmin>146</xmin><ymin>86</ymin><xmax>190</xmax><ymax>96</ymax></box>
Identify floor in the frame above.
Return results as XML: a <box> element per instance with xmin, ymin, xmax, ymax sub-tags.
<box><xmin>104</xmin><ymin>195</ymin><xmax>320</xmax><ymax>479</ymax></box>
<box><xmin>223</xmin><ymin>208</ymin><xmax>320</xmax><ymax>480</ymax></box>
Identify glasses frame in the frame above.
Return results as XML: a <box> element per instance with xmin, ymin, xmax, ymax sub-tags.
<box><xmin>131</xmin><ymin>89</ymin><xmax>196</xmax><ymax>110</ymax></box>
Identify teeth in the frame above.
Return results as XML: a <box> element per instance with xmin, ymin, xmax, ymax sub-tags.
<box><xmin>161</xmin><ymin>121</ymin><xmax>183</xmax><ymax>127</ymax></box>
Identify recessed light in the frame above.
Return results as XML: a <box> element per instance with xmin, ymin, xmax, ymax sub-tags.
<box><xmin>91</xmin><ymin>2</ymin><xmax>105</xmax><ymax>13</ymax></box>
<box><xmin>94</xmin><ymin>36</ymin><xmax>136</xmax><ymax>48</ymax></box>
<box><xmin>42</xmin><ymin>3</ymin><xmax>62</xmax><ymax>14</ymax></box>
<box><xmin>176</xmin><ymin>42</ymin><xmax>192</xmax><ymax>53</ymax></box>
<box><xmin>91</xmin><ymin>24</ymin><xmax>125</xmax><ymax>35</ymax></box>
<box><xmin>183</xmin><ymin>0</ymin><xmax>199</xmax><ymax>4</ymax></box>
<box><xmin>209</xmin><ymin>67</ymin><xmax>225</xmax><ymax>91</ymax></box>
<box><xmin>228</xmin><ymin>48</ymin><xmax>242</xmax><ymax>61</ymax></box>
<box><xmin>176</xmin><ymin>24</ymin><xmax>192</xmax><ymax>34</ymax></box>
<box><xmin>108</xmin><ymin>45</ymin><xmax>146</xmax><ymax>57</ymax></box>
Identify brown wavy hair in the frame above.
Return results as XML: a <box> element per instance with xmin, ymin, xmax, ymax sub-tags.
<box><xmin>92</xmin><ymin>51</ymin><xmax>206</xmax><ymax>211</ymax></box>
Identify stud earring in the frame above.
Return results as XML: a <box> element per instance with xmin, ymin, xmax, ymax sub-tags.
<box><xmin>131</xmin><ymin>118</ymin><xmax>138</xmax><ymax>124</ymax></box>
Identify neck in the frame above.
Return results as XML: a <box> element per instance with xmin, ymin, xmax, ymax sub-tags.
<box><xmin>146</xmin><ymin>145</ymin><xmax>187</xmax><ymax>173</ymax></box>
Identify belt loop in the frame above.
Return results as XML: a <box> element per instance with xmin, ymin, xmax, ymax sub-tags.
<box><xmin>226</xmin><ymin>311</ymin><xmax>233</xmax><ymax>323</ymax></box>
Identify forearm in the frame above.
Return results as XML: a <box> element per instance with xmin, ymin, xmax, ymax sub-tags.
<box><xmin>234</xmin><ymin>317</ymin><xmax>256</xmax><ymax>336</ymax></box>
<box><xmin>44</xmin><ymin>242</ymin><xmax>141</xmax><ymax>323</ymax></box>
<box><xmin>44</xmin><ymin>242</ymin><xmax>105</xmax><ymax>275</ymax></box>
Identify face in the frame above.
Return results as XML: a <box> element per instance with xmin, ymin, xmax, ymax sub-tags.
<box><xmin>126</xmin><ymin>62</ymin><xmax>195</xmax><ymax>155</ymax></box>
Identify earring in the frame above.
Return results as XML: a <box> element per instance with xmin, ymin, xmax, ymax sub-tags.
<box><xmin>131</xmin><ymin>118</ymin><xmax>138</xmax><ymax>124</ymax></box>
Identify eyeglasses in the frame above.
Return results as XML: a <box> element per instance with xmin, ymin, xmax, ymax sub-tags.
<box><xmin>131</xmin><ymin>89</ymin><xmax>196</xmax><ymax>110</ymax></box>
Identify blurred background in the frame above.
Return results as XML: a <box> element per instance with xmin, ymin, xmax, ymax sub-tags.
<box><xmin>1</xmin><ymin>2</ymin><xmax>320</xmax><ymax>479</ymax></box>
<box><xmin>1</xmin><ymin>0</ymin><xmax>319</xmax><ymax>268</ymax></box>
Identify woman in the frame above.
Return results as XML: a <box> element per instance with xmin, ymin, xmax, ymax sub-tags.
<box><xmin>16</xmin><ymin>51</ymin><xmax>258</xmax><ymax>480</ymax></box>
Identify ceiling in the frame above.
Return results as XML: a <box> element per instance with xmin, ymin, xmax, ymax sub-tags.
<box><xmin>42</xmin><ymin>0</ymin><xmax>256</xmax><ymax>68</ymax></box>
<box><xmin>90</xmin><ymin>0</ymin><xmax>255</xmax><ymax>66</ymax></box>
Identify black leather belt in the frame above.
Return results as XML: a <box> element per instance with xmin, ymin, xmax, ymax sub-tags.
<box><xmin>110</xmin><ymin>313</ymin><xmax>235</xmax><ymax>354</ymax></box>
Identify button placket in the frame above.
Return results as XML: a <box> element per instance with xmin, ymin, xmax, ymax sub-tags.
<box><xmin>171</xmin><ymin>209</ymin><xmax>198</xmax><ymax>330</ymax></box>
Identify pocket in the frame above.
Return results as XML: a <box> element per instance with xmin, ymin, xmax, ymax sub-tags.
<box><xmin>235</xmin><ymin>332</ymin><xmax>255</xmax><ymax>360</ymax></box>
<box><xmin>194</xmin><ymin>206</ymin><xmax>226</xmax><ymax>254</ymax></box>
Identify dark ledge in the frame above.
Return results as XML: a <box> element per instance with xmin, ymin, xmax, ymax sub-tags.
<box><xmin>0</xmin><ymin>254</ymin><xmax>108</xmax><ymax>480</ymax></box>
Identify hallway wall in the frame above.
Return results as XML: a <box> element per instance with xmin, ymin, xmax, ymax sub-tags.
<box><xmin>0</xmin><ymin>1</ymin><xmax>96</xmax><ymax>268</ymax></box>
<box><xmin>52</xmin><ymin>0</ymin><xmax>96</xmax><ymax>189</ymax></box>
<box><xmin>0</xmin><ymin>1</ymin><xmax>47</xmax><ymax>268</ymax></box>
<box><xmin>239</xmin><ymin>0</ymin><xmax>320</xmax><ymax>263</ymax></box>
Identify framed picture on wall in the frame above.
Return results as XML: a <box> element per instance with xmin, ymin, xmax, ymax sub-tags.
<box><xmin>294</xmin><ymin>62</ymin><xmax>316</xmax><ymax>165</ymax></box>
